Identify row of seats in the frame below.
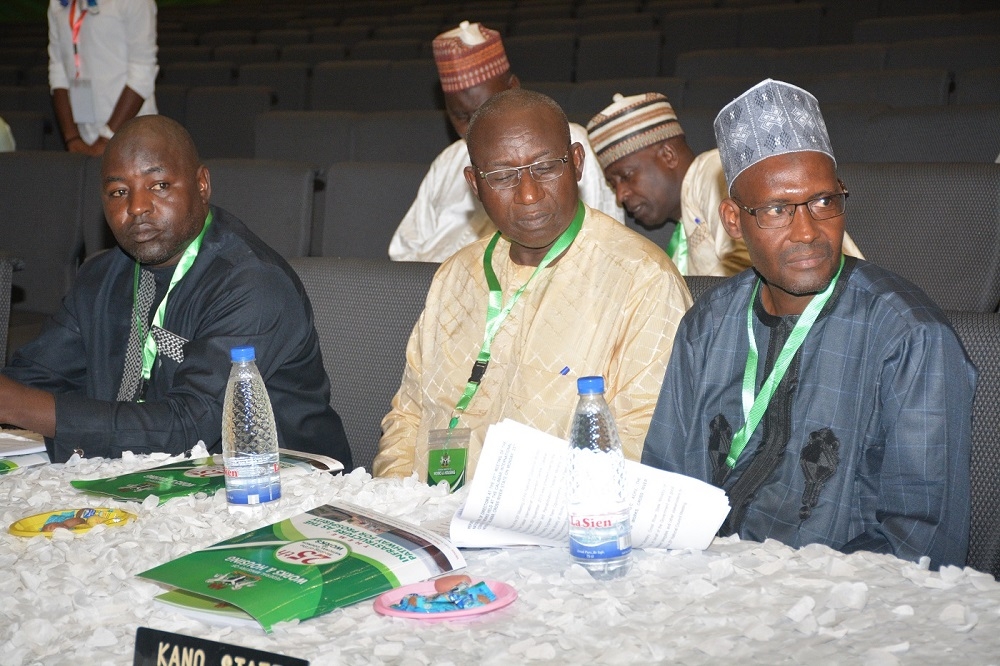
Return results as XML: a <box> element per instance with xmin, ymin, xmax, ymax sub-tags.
<box><xmin>3</xmin><ymin>150</ymin><xmax>998</xmax><ymax>351</ymax></box>
<box><xmin>5</xmin><ymin>29</ymin><xmax>999</xmax><ymax>84</ymax></box>
<box><xmin>5</xmin><ymin>77</ymin><xmax>1000</xmax><ymax>160</ymax></box>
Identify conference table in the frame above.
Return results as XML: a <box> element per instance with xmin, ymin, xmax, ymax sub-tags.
<box><xmin>2</xmin><ymin>449</ymin><xmax>998</xmax><ymax>665</ymax></box>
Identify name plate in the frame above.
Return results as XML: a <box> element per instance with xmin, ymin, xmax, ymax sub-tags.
<box><xmin>133</xmin><ymin>627</ymin><xmax>309</xmax><ymax>666</ymax></box>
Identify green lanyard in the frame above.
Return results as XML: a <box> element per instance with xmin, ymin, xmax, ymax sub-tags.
<box><xmin>726</xmin><ymin>254</ymin><xmax>845</xmax><ymax>469</ymax></box>
<box><xmin>448</xmin><ymin>201</ymin><xmax>586</xmax><ymax>430</ymax></box>
<box><xmin>666</xmin><ymin>220</ymin><xmax>688</xmax><ymax>275</ymax></box>
<box><xmin>134</xmin><ymin>211</ymin><xmax>212</xmax><ymax>391</ymax></box>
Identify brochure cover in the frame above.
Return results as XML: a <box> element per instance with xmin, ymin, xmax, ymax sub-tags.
<box><xmin>70</xmin><ymin>450</ymin><xmax>345</xmax><ymax>504</ymax></box>
<box><xmin>140</xmin><ymin>502</ymin><xmax>466</xmax><ymax>632</ymax></box>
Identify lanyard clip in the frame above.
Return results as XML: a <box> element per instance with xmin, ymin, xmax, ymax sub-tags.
<box><xmin>468</xmin><ymin>360</ymin><xmax>489</xmax><ymax>384</ymax></box>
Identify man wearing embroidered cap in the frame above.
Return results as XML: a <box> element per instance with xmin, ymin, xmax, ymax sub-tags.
<box><xmin>375</xmin><ymin>89</ymin><xmax>690</xmax><ymax>481</ymax></box>
<box><xmin>388</xmin><ymin>21</ymin><xmax>622</xmax><ymax>262</ymax></box>
<box><xmin>642</xmin><ymin>80</ymin><xmax>974</xmax><ymax>569</ymax></box>
<box><xmin>587</xmin><ymin>92</ymin><xmax>863</xmax><ymax>276</ymax></box>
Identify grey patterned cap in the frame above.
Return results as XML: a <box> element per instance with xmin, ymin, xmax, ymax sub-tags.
<box><xmin>713</xmin><ymin>79</ymin><xmax>835</xmax><ymax>192</ymax></box>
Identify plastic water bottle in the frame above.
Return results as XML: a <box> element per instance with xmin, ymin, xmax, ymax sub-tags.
<box><xmin>222</xmin><ymin>346</ymin><xmax>281</xmax><ymax>507</ymax></box>
<box><xmin>568</xmin><ymin>376</ymin><xmax>632</xmax><ymax>579</ymax></box>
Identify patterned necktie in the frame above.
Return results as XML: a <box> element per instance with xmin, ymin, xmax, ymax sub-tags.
<box><xmin>117</xmin><ymin>268</ymin><xmax>156</xmax><ymax>402</ymax></box>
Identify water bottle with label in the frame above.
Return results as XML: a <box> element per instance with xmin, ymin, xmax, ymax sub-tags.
<box><xmin>222</xmin><ymin>346</ymin><xmax>281</xmax><ymax>507</ymax></box>
<box><xmin>568</xmin><ymin>375</ymin><xmax>632</xmax><ymax>579</ymax></box>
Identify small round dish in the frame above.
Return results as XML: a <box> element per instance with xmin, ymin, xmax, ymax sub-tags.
<box><xmin>373</xmin><ymin>579</ymin><xmax>517</xmax><ymax>620</ymax></box>
<box><xmin>8</xmin><ymin>507</ymin><xmax>136</xmax><ymax>537</ymax></box>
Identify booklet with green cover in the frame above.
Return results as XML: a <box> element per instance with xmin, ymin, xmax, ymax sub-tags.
<box><xmin>70</xmin><ymin>450</ymin><xmax>344</xmax><ymax>504</ymax></box>
<box><xmin>140</xmin><ymin>502</ymin><xmax>466</xmax><ymax>632</ymax></box>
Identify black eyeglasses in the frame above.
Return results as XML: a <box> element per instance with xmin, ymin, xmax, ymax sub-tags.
<box><xmin>475</xmin><ymin>153</ymin><xmax>570</xmax><ymax>191</ymax></box>
<box><xmin>733</xmin><ymin>182</ymin><xmax>849</xmax><ymax>229</ymax></box>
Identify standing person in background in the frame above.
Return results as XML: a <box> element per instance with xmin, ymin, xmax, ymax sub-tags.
<box><xmin>587</xmin><ymin>92</ymin><xmax>863</xmax><ymax>276</ymax></box>
<box><xmin>47</xmin><ymin>0</ymin><xmax>158</xmax><ymax>156</ymax></box>
<box><xmin>388</xmin><ymin>21</ymin><xmax>623</xmax><ymax>262</ymax></box>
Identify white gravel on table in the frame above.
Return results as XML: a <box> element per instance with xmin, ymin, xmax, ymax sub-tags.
<box><xmin>2</xmin><ymin>449</ymin><xmax>999</xmax><ymax>665</ymax></box>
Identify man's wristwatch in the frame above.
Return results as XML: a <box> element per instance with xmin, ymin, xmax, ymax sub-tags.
<box><xmin>98</xmin><ymin>124</ymin><xmax>115</xmax><ymax>140</ymax></box>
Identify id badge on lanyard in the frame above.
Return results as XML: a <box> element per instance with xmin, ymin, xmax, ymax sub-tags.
<box><xmin>67</xmin><ymin>0</ymin><xmax>97</xmax><ymax>124</ymax></box>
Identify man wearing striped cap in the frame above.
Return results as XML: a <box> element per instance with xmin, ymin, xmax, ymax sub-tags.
<box><xmin>388</xmin><ymin>21</ymin><xmax>622</xmax><ymax>262</ymax></box>
<box><xmin>587</xmin><ymin>92</ymin><xmax>862</xmax><ymax>276</ymax></box>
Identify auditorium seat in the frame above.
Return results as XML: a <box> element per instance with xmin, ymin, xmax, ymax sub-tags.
<box><xmin>0</xmin><ymin>152</ymin><xmax>87</xmax><ymax>353</ymax></box>
<box><xmin>575</xmin><ymin>31</ymin><xmax>662</xmax><ymax>82</ymax></box>
<box><xmin>838</xmin><ymin>162</ymin><xmax>1000</xmax><ymax>312</ymax></box>
<box><xmin>239</xmin><ymin>63</ymin><xmax>310</xmax><ymax>111</ymax></box>
<box><xmin>352</xmin><ymin>110</ymin><xmax>454</xmax><ymax>163</ymax></box>
<box><xmin>213</xmin><ymin>44</ymin><xmax>279</xmax><ymax>66</ymax></box>
<box><xmin>372</xmin><ymin>23</ymin><xmax>442</xmax><ymax>42</ymax></box>
<box><xmin>512</xmin><ymin>18</ymin><xmax>579</xmax><ymax>36</ymax></box>
<box><xmin>661</xmin><ymin>8</ymin><xmax>741</xmax><ymax>77</ymax></box>
<box><xmin>203</xmin><ymin>158</ymin><xmax>317</xmax><ymax>259</ymax></box>
<box><xmin>568</xmin><ymin>77</ymin><xmax>686</xmax><ymax>116</ymax></box>
<box><xmin>855</xmin><ymin>11</ymin><xmax>1000</xmax><ymax>43</ymax></box>
<box><xmin>185</xmin><ymin>86</ymin><xmax>276</xmax><ymax>158</ymax></box>
<box><xmin>885</xmin><ymin>35</ymin><xmax>1000</xmax><ymax>74</ymax></box>
<box><xmin>683</xmin><ymin>76</ymin><xmax>759</xmax><ymax>110</ymax></box>
<box><xmin>280</xmin><ymin>43</ymin><xmax>348</xmax><ymax>66</ymax></box>
<box><xmin>312</xmin><ymin>25</ymin><xmax>372</xmax><ymax>47</ymax></box>
<box><xmin>674</xmin><ymin>47</ymin><xmax>775</xmax><ymax>81</ymax></box>
<box><xmin>739</xmin><ymin>3</ymin><xmax>822</xmax><ymax>48</ymax></box>
<box><xmin>153</xmin><ymin>84</ymin><xmax>188</xmax><ymax>125</ymax></box>
<box><xmin>578</xmin><ymin>13</ymin><xmax>657</xmax><ymax>34</ymax></box>
<box><xmin>350</xmin><ymin>38</ymin><xmax>423</xmax><ymax>60</ymax></box>
<box><xmin>955</xmin><ymin>68</ymin><xmax>1000</xmax><ymax>105</ymax></box>
<box><xmin>317</xmin><ymin>161</ymin><xmax>427</xmax><ymax>259</ymax></box>
<box><xmin>255</xmin><ymin>111</ymin><xmax>355</xmax><ymax>168</ymax></box>
<box><xmin>851</xmin><ymin>106</ymin><xmax>1000</xmax><ymax>163</ymax></box>
<box><xmin>770</xmin><ymin>44</ymin><xmax>887</xmax><ymax>78</ymax></box>
<box><xmin>504</xmin><ymin>34</ymin><xmax>577</xmax><ymax>83</ymax></box>
<box><xmin>288</xmin><ymin>256</ymin><xmax>438</xmax><ymax>472</ymax></box>
<box><xmin>2</xmin><ymin>110</ymin><xmax>46</xmax><ymax>151</ymax></box>
<box><xmin>198</xmin><ymin>29</ymin><xmax>255</xmax><ymax>48</ymax></box>
<box><xmin>256</xmin><ymin>29</ymin><xmax>312</xmax><ymax>47</ymax></box>
<box><xmin>804</xmin><ymin>68</ymin><xmax>952</xmax><ymax>107</ymax></box>
<box><xmin>157</xmin><ymin>45</ymin><xmax>213</xmax><ymax>65</ymax></box>
<box><xmin>311</xmin><ymin>61</ymin><xmax>392</xmax><ymax>111</ymax></box>
<box><xmin>159</xmin><ymin>62</ymin><xmax>237</xmax><ymax>87</ymax></box>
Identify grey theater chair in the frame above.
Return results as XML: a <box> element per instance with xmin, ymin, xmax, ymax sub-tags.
<box><xmin>288</xmin><ymin>257</ymin><xmax>439</xmax><ymax>473</ymax></box>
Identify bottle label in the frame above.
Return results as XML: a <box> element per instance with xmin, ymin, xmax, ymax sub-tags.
<box><xmin>568</xmin><ymin>514</ymin><xmax>632</xmax><ymax>560</ymax></box>
<box><xmin>224</xmin><ymin>459</ymin><xmax>281</xmax><ymax>505</ymax></box>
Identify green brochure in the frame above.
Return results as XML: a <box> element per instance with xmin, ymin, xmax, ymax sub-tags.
<box><xmin>70</xmin><ymin>450</ymin><xmax>345</xmax><ymax>505</ymax></box>
<box><xmin>140</xmin><ymin>502</ymin><xmax>466</xmax><ymax>632</ymax></box>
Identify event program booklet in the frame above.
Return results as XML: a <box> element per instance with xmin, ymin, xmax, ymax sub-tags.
<box><xmin>140</xmin><ymin>501</ymin><xmax>466</xmax><ymax>632</ymax></box>
<box><xmin>71</xmin><ymin>449</ymin><xmax>345</xmax><ymax>504</ymax></box>
<box><xmin>450</xmin><ymin>419</ymin><xmax>732</xmax><ymax>550</ymax></box>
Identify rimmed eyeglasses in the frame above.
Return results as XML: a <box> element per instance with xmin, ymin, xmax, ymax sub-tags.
<box><xmin>733</xmin><ymin>181</ymin><xmax>849</xmax><ymax>229</ymax></box>
<box><xmin>474</xmin><ymin>153</ymin><xmax>570</xmax><ymax>191</ymax></box>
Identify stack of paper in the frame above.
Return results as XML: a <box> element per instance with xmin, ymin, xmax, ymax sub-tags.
<box><xmin>450</xmin><ymin>419</ymin><xmax>731</xmax><ymax>550</ymax></box>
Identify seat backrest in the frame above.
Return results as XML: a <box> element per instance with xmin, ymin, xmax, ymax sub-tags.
<box><xmin>239</xmin><ymin>62</ymin><xmax>309</xmax><ymax>111</ymax></box>
<box><xmin>159</xmin><ymin>61</ymin><xmax>236</xmax><ymax>87</ymax></box>
<box><xmin>0</xmin><ymin>254</ymin><xmax>18</xmax><ymax>364</ymax></box>
<box><xmin>504</xmin><ymin>34</ymin><xmax>577</xmax><ymax>83</ymax></box>
<box><xmin>1</xmin><ymin>110</ymin><xmax>45</xmax><ymax>150</ymax></box>
<box><xmin>310</xmin><ymin>60</ymin><xmax>391</xmax><ymax>111</ymax></box>
<box><xmin>212</xmin><ymin>44</ymin><xmax>279</xmax><ymax>66</ymax></box>
<box><xmin>683</xmin><ymin>275</ymin><xmax>727</xmax><ymax>303</ymax></box>
<box><xmin>350</xmin><ymin>38</ymin><xmax>423</xmax><ymax>61</ymax></box>
<box><xmin>885</xmin><ymin>35</ymin><xmax>1000</xmax><ymax>74</ymax></box>
<box><xmin>575</xmin><ymin>30</ymin><xmax>662</xmax><ymax>82</ymax></box>
<box><xmin>770</xmin><ymin>44</ymin><xmax>887</xmax><ymax>79</ymax></box>
<box><xmin>661</xmin><ymin>9</ymin><xmax>741</xmax><ymax>76</ymax></box>
<box><xmin>946</xmin><ymin>310</ymin><xmax>1000</xmax><ymax>579</ymax></box>
<box><xmin>203</xmin><ymin>158</ymin><xmax>316</xmax><ymax>259</ymax></box>
<box><xmin>318</xmin><ymin>161</ymin><xmax>426</xmax><ymax>258</ymax></box>
<box><xmin>0</xmin><ymin>151</ymin><xmax>86</xmax><ymax>316</ymax></box>
<box><xmin>351</xmin><ymin>110</ymin><xmax>454</xmax><ymax>163</ymax></box>
<box><xmin>675</xmin><ymin>47</ymin><xmax>776</xmax><ymax>81</ymax></box>
<box><xmin>804</xmin><ymin>68</ymin><xmax>952</xmax><ymax>107</ymax></box>
<box><xmin>838</xmin><ymin>162</ymin><xmax>1000</xmax><ymax>312</ymax></box>
<box><xmin>955</xmin><ymin>67</ymin><xmax>1000</xmax><ymax>105</ymax></box>
<box><xmin>186</xmin><ymin>85</ymin><xmax>276</xmax><ymax>159</ymax></box>
<box><xmin>288</xmin><ymin>257</ymin><xmax>439</xmax><ymax>472</ymax></box>
<box><xmin>739</xmin><ymin>3</ymin><xmax>823</xmax><ymax>48</ymax></box>
<box><xmin>854</xmin><ymin>105</ymin><xmax>1000</xmax><ymax>163</ymax></box>
<box><xmin>255</xmin><ymin>110</ymin><xmax>356</xmax><ymax>168</ymax></box>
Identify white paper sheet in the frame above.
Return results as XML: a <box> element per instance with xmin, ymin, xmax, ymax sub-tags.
<box><xmin>450</xmin><ymin>419</ymin><xmax>731</xmax><ymax>550</ymax></box>
<box><xmin>0</xmin><ymin>430</ymin><xmax>45</xmax><ymax>456</ymax></box>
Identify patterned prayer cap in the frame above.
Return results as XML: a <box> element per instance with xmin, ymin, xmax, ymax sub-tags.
<box><xmin>586</xmin><ymin>93</ymin><xmax>685</xmax><ymax>171</ymax></box>
<box><xmin>714</xmin><ymin>79</ymin><xmax>835</xmax><ymax>192</ymax></box>
<box><xmin>432</xmin><ymin>21</ymin><xmax>510</xmax><ymax>93</ymax></box>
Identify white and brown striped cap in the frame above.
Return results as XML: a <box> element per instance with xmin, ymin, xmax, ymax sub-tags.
<box><xmin>586</xmin><ymin>93</ymin><xmax>685</xmax><ymax>171</ymax></box>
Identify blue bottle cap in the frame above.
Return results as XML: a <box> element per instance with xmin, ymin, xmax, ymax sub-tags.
<box><xmin>577</xmin><ymin>376</ymin><xmax>605</xmax><ymax>394</ymax></box>
<box><xmin>230</xmin><ymin>346</ymin><xmax>256</xmax><ymax>362</ymax></box>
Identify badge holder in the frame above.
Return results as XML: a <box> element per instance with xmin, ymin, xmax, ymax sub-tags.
<box><xmin>426</xmin><ymin>428</ymin><xmax>469</xmax><ymax>492</ymax></box>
